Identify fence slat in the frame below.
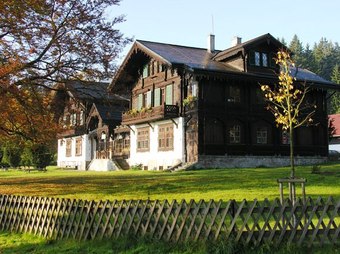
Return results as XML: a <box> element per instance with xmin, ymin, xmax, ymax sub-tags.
<box><xmin>91</xmin><ymin>200</ymin><xmax>109</xmax><ymax>239</ymax></box>
<box><xmin>99</xmin><ymin>200</ymin><xmax>117</xmax><ymax>240</ymax></box>
<box><xmin>0</xmin><ymin>194</ymin><xmax>338</xmax><ymax>247</ymax></box>
<box><xmin>194</xmin><ymin>199</ymin><xmax>213</xmax><ymax>241</ymax></box>
<box><xmin>176</xmin><ymin>199</ymin><xmax>194</xmax><ymax>242</ymax></box>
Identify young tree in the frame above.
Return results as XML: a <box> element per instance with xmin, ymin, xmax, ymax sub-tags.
<box><xmin>0</xmin><ymin>0</ymin><xmax>130</xmax><ymax>142</ymax></box>
<box><xmin>330</xmin><ymin>64</ymin><xmax>340</xmax><ymax>114</ymax></box>
<box><xmin>261</xmin><ymin>50</ymin><xmax>315</xmax><ymax>179</ymax></box>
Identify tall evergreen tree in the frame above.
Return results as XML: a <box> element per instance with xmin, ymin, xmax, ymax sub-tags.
<box><xmin>289</xmin><ymin>35</ymin><xmax>304</xmax><ymax>67</ymax></box>
<box><xmin>303</xmin><ymin>44</ymin><xmax>317</xmax><ymax>72</ymax></box>
<box><xmin>313</xmin><ymin>38</ymin><xmax>335</xmax><ymax>80</ymax></box>
<box><xmin>330</xmin><ymin>64</ymin><xmax>340</xmax><ymax>114</ymax></box>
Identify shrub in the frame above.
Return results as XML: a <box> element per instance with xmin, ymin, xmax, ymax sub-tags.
<box><xmin>1</xmin><ymin>145</ymin><xmax>21</xmax><ymax>168</ymax></box>
<box><xmin>31</xmin><ymin>145</ymin><xmax>52</xmax><ymax>170</ymax></box>
<box><xmin>21</xmin><ymin>147</ymin><xmax>33</xmax><ymax>168</ymax></box>
<box><xmin>311</xmin><ymin>165</ymin><xmax>321</xmax><ymax>174</ymax></box>
<box><xmin>130</xmin><ymin>164</ymin><xmax>143</xmax><ymax>170</ymax></box>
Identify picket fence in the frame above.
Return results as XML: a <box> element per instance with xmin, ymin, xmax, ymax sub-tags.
<box><xmin>0</xmin><ymin>194</ymin><xmax>338</xmax><ymax>247</ymax></box>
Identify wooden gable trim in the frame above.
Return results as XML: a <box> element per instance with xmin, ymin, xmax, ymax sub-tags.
<box><xmin>213</xmin><ymin>33</ymin><xmax>288</xmax><ymax>62</ymax></box>
<box><xmin>109</xmin><ymin>41</ymin><xmax>172</xmax><ymax>91</ymax></box>
<box><xmin>86</xmin><ymin>103</ymin><xmax>101</xmax><ymax>127</ymax></box>
<box><xmin>136</xmin><ymin>41</ymin><xmax>171</xmax><ymax>66</ymax></box>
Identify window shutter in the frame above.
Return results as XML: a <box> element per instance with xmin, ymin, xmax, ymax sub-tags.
<box><xmin>154</xmin><ymin>88</ymin><xmax>160</xmax><ymax>106</ymax></box>
<box><xmin>165</xmin><ymin>84</ymin><xmax>173</xmax><ymax>105</ymax></box>
<box><xmin>137</xmin><ymin>94</ymin><xmax>143</xmax><ymax>110</ymax></box>
<box><xmin>146</xmin><ymin>91</ymin><xmax>152</xmax><ymax>107</ymax></box>
<box><xmin>142</xmin><ymin>65</ymin><xmax>148</xmax><ymax>78</ymax></box>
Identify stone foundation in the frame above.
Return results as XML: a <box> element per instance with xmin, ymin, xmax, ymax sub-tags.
<box><xmin>193</xmin><ymin>155</ymin><xmax>327</xmax><ymax>169</ymax></box>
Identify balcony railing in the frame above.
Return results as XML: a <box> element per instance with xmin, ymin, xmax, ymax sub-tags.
<box><xmin>122</xmin><ymin>104</ymin><xmax>179</xmax><ymax>125</ymax></box>
<box><xmin>57</xmin><ymin>125</ymin><xmax>86</xmax><ymax>138</ymax></box>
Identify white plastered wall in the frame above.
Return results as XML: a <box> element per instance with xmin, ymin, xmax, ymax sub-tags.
<box><xmin>57</xmin><ymin>134</ymin><xmax>91</xmax><ymax>170</ymax></box>
<box><xmin>129</xmin><ymin>117</ymin><xmax>184</xmax><ymax>170</ymax></box>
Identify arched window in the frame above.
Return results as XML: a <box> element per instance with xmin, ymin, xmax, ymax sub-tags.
<box><xmin>227</xmin><ymin>123</ymin><xmax>243</xmax><ymax>144</ymax></box>
<box><xmin>205</xmin><ymin>118</ymin><xmax>224</xmax><ymax>145</ymax></box>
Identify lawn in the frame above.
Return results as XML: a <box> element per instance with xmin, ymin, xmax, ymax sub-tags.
<box><xmin>0</xmin><ymin>232</ymin><xmax>338</xmax><ymax>254</ymax></box>
<box><xmin>0</xmin><ymin>163</ymin><xmax>339</xmax><ymax>202</ymax></box>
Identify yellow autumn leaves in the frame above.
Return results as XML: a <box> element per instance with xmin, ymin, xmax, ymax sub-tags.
<box><xmin>260</xmin><ymin>50</ymin><xmax>314</xmax><ymax>131</ymax></box>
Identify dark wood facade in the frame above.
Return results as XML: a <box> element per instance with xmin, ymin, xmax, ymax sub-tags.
<box><xmin>193</xmin><ymin>77</ymin><xmax>328</xmax><ymax>158</ymax></box>
<box><xmin>110</xmin><ymin>33</ymin><xmax>337</xmax><ymax>168</ymax></box>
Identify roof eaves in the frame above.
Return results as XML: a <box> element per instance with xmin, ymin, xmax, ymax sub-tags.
<box><xmin>135</xmin><ymin>40</ymin><xmax>172</xmax><ymax>66</ymax></box>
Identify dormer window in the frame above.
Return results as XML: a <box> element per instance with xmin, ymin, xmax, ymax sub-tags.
<box><xmin>254</xmin><ymin>52</ymin><xmax>260</xmax><ymax>66</ymax></box>
<box><xmin>262</xmin><ymin>53</ymin><xmax>268</xmax><ymax>67</ymax></box>
<box><xmin>249</xmin><ymin>51</ymin><xmax>270</xmax><ymax>68</ymax></box>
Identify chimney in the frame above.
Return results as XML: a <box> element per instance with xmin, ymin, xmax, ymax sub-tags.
<box><xmin>207</xmin><ymin>34</ymin><xmax>215</xmax><ymax>53</ymax></box>
<box><xmin>231</xmin><ymin>36</ymin><xmax>242</xmax><ymax>47</ymax></box>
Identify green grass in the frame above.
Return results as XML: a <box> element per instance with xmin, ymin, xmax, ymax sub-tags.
<box><xmin>1</xmin><ymin>164</ymin><xmax>339</xmax><ymax>253</ymax></box>
<box><xmin>0</xmin><ymin>163</ymin><xmax>339</xmax><ymax>202</ymax></box>
<box><xmin>0</xmin><ymin>232</ymin><xmax>339</xmax><ymax>254</ymax></box>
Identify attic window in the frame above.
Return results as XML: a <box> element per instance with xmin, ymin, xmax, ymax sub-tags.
<box><xmin>255</xmin><ymin>52</ymin><xmax>260</xmax><ymax>66</ymax></box>
<box><xmin>262</xmin><ymin>53</ymin><xmax>268</xmax><ymax>67</ymax></box>
<box><xmin>249</xmin><ymin>51</ymin><xmax>271</xmax><ymax>68</ymax></box>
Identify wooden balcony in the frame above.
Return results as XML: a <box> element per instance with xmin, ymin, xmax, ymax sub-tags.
<box><xmin>57</xmin><ymin>125</ymin><xmax>86</xmax><ymax>138</ymax></box>
<box><xmin>122</xmin><ymin>104</ymin><xmax>179</xmax><ymax>125</ymax></box>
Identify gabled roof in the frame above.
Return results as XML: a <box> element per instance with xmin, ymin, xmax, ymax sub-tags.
<box><xmin>213</xmin><ymin>33</ymin><xmax>287</xmax><ymax>61</ymax></box>
<box><xmin>110</xmin><ymin>33</ymin><xmax>339</xmax><ymax>90</ymax></box>
<box><xmin>290</xmin><ymin>67</ymin><xmax>335</xmax><ymax>87</ymax></box>
<box><xmin>63</xmin><ymin>80</ymin><xmax>110</xmax><ymax>100</ymax></box>
<box><xmin>135</xmin><ymin>40</ymin><xmax>236</xmax><ymax>72</ymax></box>
<box><xmin>95</xmin><ymin>103</ymin><xmax>123</xmax><ymax>121</ymax></box>
<box><xmin>87</xmin><ymin>102</ymin><xmax>125</xmax><ymax>128</ymax></box>
<box><xmin>55</xmin><ymin>80</ymin><xmax>129</xmax><ymax>102</ymax></box>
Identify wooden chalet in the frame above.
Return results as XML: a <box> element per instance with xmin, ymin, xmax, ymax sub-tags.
<box><xmin>54</xmin><ymin>80</ymin><xmax>128</xmax><ymax>170</ymax></box>
<box><xmin>110</xmin><ymin>33</ymin><xmax>339</xmax><ymax>169</ymax></box>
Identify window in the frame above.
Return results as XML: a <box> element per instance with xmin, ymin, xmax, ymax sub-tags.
<box><xmin>249</xmin><ymin>51</ymin><xmax>271</xmax><ymax>67</ymax></box>
<box><xmin>79</xmin><ymin>111</ymin><xmax>84</xmax><ymax>125</ymax></box>
<box><xmin>154</xmin><ymin>88</ymin><xmax>161</xmax><ymax>106</ymax></box>
<box><xmin>205</xmin><ymin>119</ymin><xmax>224</xmax><ymax>145</ymax></box>
<box><xmin>189</xmin><ymin>81</ymin><xmax>198</xmax><ymax>97</ymax></box>
<box><xmin>165</xmin><ymin>84</ymin><xmax>173</xmax><ymax>105</ymax></box>
<box><xmin>262</xmin><ymin>53</ymin><xmax>268</xmax><ymax>67</ymax></box>
<box><xmin>228</xmin><ymin>86</ymin><xmax>241</xmax><ymax>103</ymax></box>
<box><xmin>142</xmin><ymin>64</ymin><xmax>149</xmax><ymax>78</ymax></box>
<box><xmin>137</xmin><ymin>127</ymin><xmax>149</xmax><ymax>152</ymax></box>
<box><xmin>256</xmin><ymin>127</ymin><xmax>268</xmax><ymax>144</ymax></box>
<box><xmin>65</xmin><ymin>115</ymin><xmax>70</xmax><ymax>126</ymax></box>
<box><xmin>137</xmin><ymin>94</ymin><xmax>143</xmax><ymax>110</ymax></box>
<box><xmin>146</xmin><ymin>91</ymin><xmax>152</xmax><ymax>108</ymax></box>
<box><xmin>158</xmin><ymin>124</ymin><xmax>174</xmax><ymax>151</ymax></box>
<box><xmin>66</xmin><ymin>139</ymin><xmax>72</xmax><ymax>157</ymax></box>
<box><xmin>255</xmin><ymin>51</ymin><xmax>261</xmax><ymax>66</ymax></box>
<box><xmin>75</xmin><ymin>138</ymin><xmax>82</xmax><ymax>156</ymax></box>
<box><xmin>282</xmin><ymin>130</ymin><xmax>290</xmax><ymax>145</ymax></box>
<box><xmin>229</xmin><ymin>125</ymin><xmax>241</xmax><ymax>144</ymax></box>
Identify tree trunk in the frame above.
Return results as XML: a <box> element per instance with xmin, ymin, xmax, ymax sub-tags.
<box><xmin>289</xmin><ymin>126</ymin><xmax>296</xmax><ymax>204</ymax></box>
<box><xmin>289</xmin><ymin>127</ymin><xmax>295</xmax><ymax>178</ymax></box>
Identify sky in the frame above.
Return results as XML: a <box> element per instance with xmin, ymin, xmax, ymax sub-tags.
<box><xmin>109</xmin><ymin>0</ymin><xmax>340</xmax><ymax>62</ymax></box>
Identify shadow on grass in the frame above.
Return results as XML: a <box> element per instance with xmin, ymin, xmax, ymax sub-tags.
<box><xmin>0</xmin><ymin>164</ymin><xmax>339</xmax><ymax>202</ymax></box>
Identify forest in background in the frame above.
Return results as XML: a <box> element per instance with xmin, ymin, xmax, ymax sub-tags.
<box><xmin>280</xmin><ymin>35</ymin><xmax>340</xmax><ymax>114</ymax></box>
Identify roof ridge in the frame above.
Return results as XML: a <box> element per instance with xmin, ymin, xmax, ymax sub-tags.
<box><xmin>136</xmin><ymin>39</ymin><xmax>221</xmax><ymax>52</ymax></box>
